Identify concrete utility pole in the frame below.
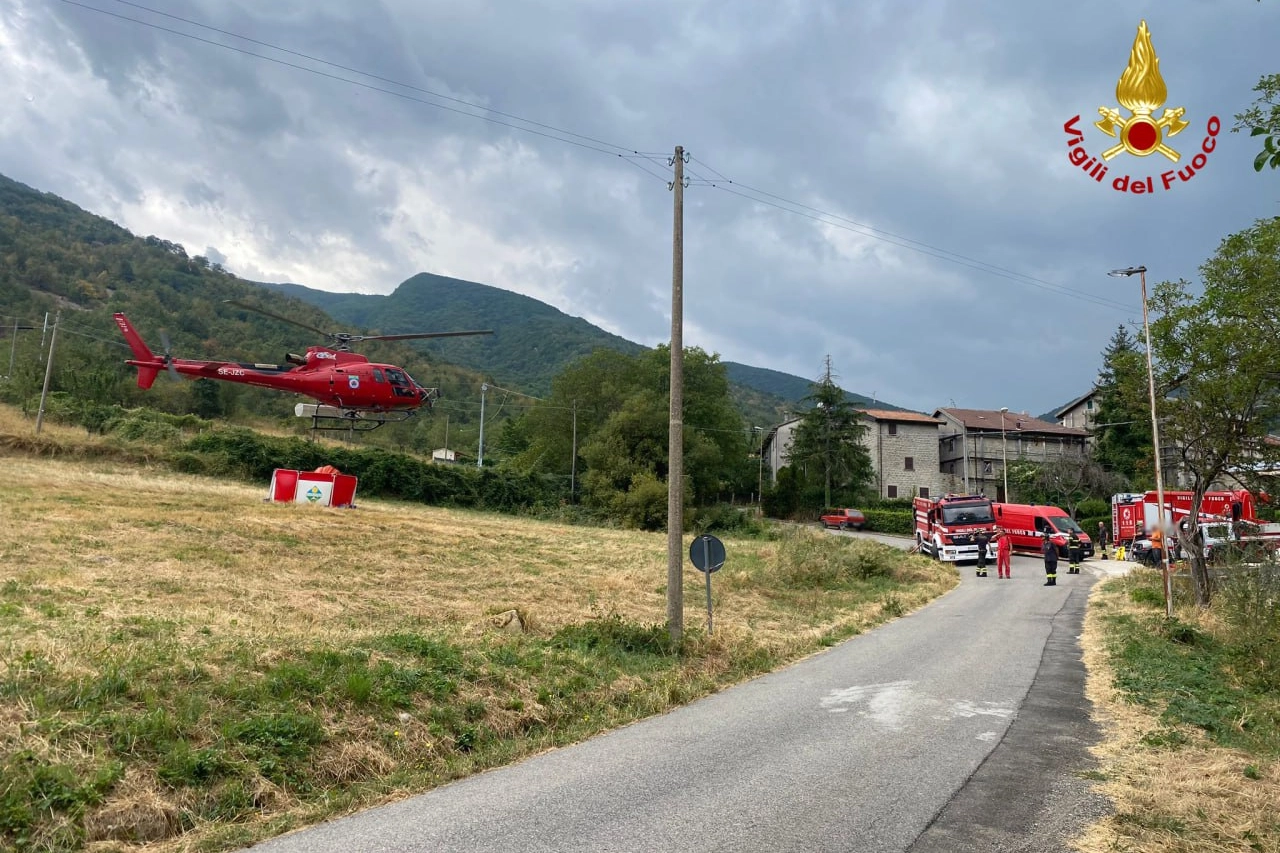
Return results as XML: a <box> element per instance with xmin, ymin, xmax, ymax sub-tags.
<box><xmin>477</xmin><ymin>383</ymin><xmax>488</xmax><ymax>468</ymax></box>
<box><xmin>1110</xmin><ymin>265</ymin><xmax>1172</xmax><ymax>618</ymax></box>
<box><xmin>667</xmin><ymin>145</ymin><xmax>686</xmax><ymax>642</ymax></box>
<box><xmin>35</xmin><ymin>311</ymin><xmax>59</xmax><ymax>435</ymax></box>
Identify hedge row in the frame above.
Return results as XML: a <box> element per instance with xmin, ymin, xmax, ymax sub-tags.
<box><xmin>861</xmin><ymin>509</ymin><xmax>914</xmax><ymax>536</ymax></box>
<box><xmin>181</xmin><ymin>428</ymin><xmax>566</xmax><ymax>511</ymax></box>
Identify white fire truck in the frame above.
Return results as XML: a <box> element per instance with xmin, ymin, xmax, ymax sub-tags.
<box><xmin>914</xmin><ymin>493</ymin><xmax>997</xmax><ymax>562</ymax></box>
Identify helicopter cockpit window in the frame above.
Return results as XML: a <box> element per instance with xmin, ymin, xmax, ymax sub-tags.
<box><xmin>373</xmin><ymin>368</ymin><xmax>386</xmax><ymax>383</ymax></box>
<box><xmin>385</xmin><ymin>369</ymin><xmax>409</xmax><ymax>385</ymax></box>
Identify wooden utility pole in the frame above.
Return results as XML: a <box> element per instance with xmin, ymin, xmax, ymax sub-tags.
<box><xmin>570</xmin><ymin>399</ymin><xmax>578</xmax><ymax>501</ymax></box>
<box><xmin>667</xmin><ymin>145</ymin><xmax>686</xmax><ymax>642</ymax></box>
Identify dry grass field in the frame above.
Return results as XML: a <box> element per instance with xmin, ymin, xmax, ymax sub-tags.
<box><xmin>0</xmin><ymin>407</ymin><xmax>958</xmax><ymax>852</ymax></box>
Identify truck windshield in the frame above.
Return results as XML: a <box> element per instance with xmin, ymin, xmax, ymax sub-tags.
<box><xmin>941</xmin><ymin>503</ymin><xmax>994</xmax><ymax>525</ymax></box>
<box><xmin>1051</xmin><ymin>516</ymin><xmax>1084</xmax><ymax>535</ymax></box>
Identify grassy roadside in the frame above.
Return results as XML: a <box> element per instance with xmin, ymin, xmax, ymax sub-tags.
<box><xmin>1078</xmin><ymin>567</ymin><xmax>1280</xmax><ymax>853</ymax></box>
<box><xmin>0</xmin><ymin>411</ymin><xmax>957</xmax><ymax>852</ymax></box>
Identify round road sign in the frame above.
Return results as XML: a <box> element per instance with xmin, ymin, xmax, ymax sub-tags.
<box><xmin>689</xmin><ymin>534</ymin><xmax>726</xmax><ymax>573</ymax></box>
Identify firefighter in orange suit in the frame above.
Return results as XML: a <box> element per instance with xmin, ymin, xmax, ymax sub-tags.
<box><xmin>996</xmin><ymin>527</ymin><xmax>1013</xmax><ymax>579</ymax></box>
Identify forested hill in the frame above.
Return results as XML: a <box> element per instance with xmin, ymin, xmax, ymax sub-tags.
<box><xmin>263</xmin><ymin>275</ymin><xmax>907</xmax><ymax>416</ymax></box>
<box><xmin>0</xmin><ymin>173</ymin><xmax>491</xmax><ymax>448</ymax></box>
<box><xmin>0</xmin><ymin>170</ymin><xmax>908</xmax><ymax>434</ymax></box>
<box><xmin>262</xmin><ymin>274</ymin><xmax>646</xmax><ymax>398</ymax></box>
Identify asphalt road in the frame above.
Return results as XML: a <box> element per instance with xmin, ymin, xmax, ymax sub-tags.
<box><xmin>244</xmin><ymin>539</ymin><xmax>1113</xmax><ymax>853</ymax></box>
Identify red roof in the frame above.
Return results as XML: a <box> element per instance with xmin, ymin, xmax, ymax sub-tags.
<box><xmin>934</xmin><ymin>408</ymin><xmax>1088</xmax><ymax>437</ymax></box>
<box><xmin>858</xmin><ymin>409</ymin><xmax>944</xmax><ymax>424</ymax></box>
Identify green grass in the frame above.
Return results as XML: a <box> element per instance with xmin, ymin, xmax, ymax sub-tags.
<box><xmin>1100</xmin><ymin>572</ymin><xmax>1280</xmax><ymax>757</ymax></box>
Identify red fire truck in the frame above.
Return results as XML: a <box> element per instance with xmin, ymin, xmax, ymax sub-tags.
<box><xmin>1111</xmin><ymin>489</ymin><xmax>1262</xmax><ymax>547</ymax></box>
<box><xmin>914</xmin><ymin>494</ymin><xmax>997</xmax><ymax>562</ymax></box>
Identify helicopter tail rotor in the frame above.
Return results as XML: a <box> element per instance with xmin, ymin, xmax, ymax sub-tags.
<box><xmin>158</xmin><ymin>330</ymin><xmax>180</xmax><ymax>381</ymax></box>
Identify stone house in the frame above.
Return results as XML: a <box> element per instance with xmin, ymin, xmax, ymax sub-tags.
<box><xmin>1055</xmin><ymin>390</ymin><xmax>1098</xmax><ymax>434</ymax></box>
<box><xmin>935</xmin><ymin>408</ymin><xmax>1089</xmax><ymax>501</ymax></box>
<box><xmin>760</xmin><ymin>410</ymin><xmax>945</xmax><ymax>499</ymax></box>
<box><xmin>859</xmin><ymin>409</ymin><xmax>946</xmax><ymax>499</ymax></box>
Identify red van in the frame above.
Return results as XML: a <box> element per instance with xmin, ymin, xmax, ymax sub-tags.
<box><xmin>992</xmin><ymin>503</ymin><xmax>1094</xmax><ymax>559</ymax></box>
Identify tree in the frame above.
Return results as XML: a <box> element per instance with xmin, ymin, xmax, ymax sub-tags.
<box><xmin>520</xmin><ymin>345</ymin><xmax>747</xmax><ymax>527</ymax></box>
<box><xmin>1010</xmin><ymin>456</ymin><xmax>1128</xmax><ymax>518</ymax></box>
<box><xmin>1091</xmin><ymin>325</ymin><xmax>1150</xmax><ymax>487</ymax></box>
<box><xmin>787</xmin><ymin>357</ymin><xmax>873</xmax><ymax>509</ymax></box>
<box><xmin>1233</xmin><ymin>73</ymin><xmax>1280</xmax><ymax>172</ymax></box>
<box><xmin>1148</xmin><ymin>216</ymin><xmax>1280</xmax><ymax>606</ymax></box>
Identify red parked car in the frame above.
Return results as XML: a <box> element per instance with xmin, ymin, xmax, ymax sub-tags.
<box><xmin>820</xmin><ymin>508</ymin><xmax>867</xmax><ymax>530</ymax></box>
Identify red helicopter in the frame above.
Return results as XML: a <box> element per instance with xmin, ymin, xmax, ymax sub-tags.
<box><xmin>113</xmin><ymin>301</ymin><xmax>492</xmax><ymax>429</ymax></box>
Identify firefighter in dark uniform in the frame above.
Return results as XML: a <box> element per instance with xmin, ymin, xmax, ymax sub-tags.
<box><xmin>1067</xmin><ymin>529</ymin><xmax>1083</xmax><ymax>574</ymax></box>
<box><xmin>1042</xmin><ymin>531</ymin><xmax>1058</xmax><ymax>586</ymax></box>
<box><xmin>974</xmin><ymin>529</ymin><xmax>991</xmax><ymax>577</ymax></box>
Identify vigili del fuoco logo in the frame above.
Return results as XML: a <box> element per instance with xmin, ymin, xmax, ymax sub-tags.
<box><xmin>1063</xmin><ymin>20</ymin><xmax>1219</xmax><ymax>195</ymax></box>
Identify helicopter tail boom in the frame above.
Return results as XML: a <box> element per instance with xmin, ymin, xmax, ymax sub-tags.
<box><xmin>113</xmin><ymin>313</ymin><xmax>163</xmax><ymax>389</ymax></box>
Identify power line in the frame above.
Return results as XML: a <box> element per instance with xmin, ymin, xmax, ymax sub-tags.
<box><xmin>697</xmin><ymin>179</ymin><xmax>1135</xmax><ymax>313</ymax></box>
<box><xmin>55</xmin><ymin>0</ymin><xmax>1137</xmax><ymax>313</ymax></box>
<box><xmin>55</xmin><ymin>0</ymin><xmax>666</xmax><ymax>166</ymax></box>
<box><xmin>103</xmin><ymin>0</ymin><xmax>667</xmax><ymax>159</ymax></box>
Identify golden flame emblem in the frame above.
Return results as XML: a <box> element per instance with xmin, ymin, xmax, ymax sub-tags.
<box><xmin>1095</xmin><ymin>20</ymin><xmax>1188</xmax><ymax>161</ymax></box>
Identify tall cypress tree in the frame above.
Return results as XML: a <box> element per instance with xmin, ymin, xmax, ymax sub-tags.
<box><xmin>789</xmin><ymin>356</ymin><xmax>873</xmax><ymax>509</ymax></box>
<box><xmin>1091</xmin><ymin>325</ymin><xmax>1152</xmax><ymax>487</ymax></box>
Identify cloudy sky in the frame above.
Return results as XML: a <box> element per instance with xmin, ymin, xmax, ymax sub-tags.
<box><xmin>2</xmin><ymin>0</ymin><xmax>1277</xmax><ymax>416</ymax></box>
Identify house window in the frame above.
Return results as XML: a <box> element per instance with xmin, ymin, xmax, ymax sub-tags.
<box><xmin>919</xmin><ymin>487</ymin><xmax>929</xmax><ymax>498</ymax></box>
<box><xmin>1086</xmin><ymin>399</ymin><xmax>1094</xmax><ymax>410</ymax></box>
<box><xmin>983</xmin><ymin>461</ymin><xmax>994</xmax><ymax>475</ymax></box>
<box><xmin>887</xmin><ymin>423</ymin><xmax>898</xmax><ymax>436</ymax></box>
<box><xmin>904</xmin><ymin>456</ymin><xmax>914</xmax><ymax>471</ymax></box>
<box><xmin>887</xmin><ymin>485</ymin><xmax>898</xmax><ymax>498</ymax></box>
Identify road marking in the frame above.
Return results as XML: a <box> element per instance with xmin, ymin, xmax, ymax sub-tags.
<box><xmin>820</xmin><ymin>680</ymin><xmax>917</xmax><ymax>730</ymax></box>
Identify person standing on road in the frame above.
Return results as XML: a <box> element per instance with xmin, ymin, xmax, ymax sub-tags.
<box><xmin>974</xmin><ymin>529</ymin><xmax>991</xmax><ymax>577</ymax></box>
<box><xmin>1067</xmin><ymin>529</ymin><xmax>1083</xmax><ymax>574</ymax></box>
<box><xmin>996</xmin><ymin>526</ymin><xmax>1013</xmax><ymax>579</ymax></box>
<box><xmin>1149</xmin><ymin>525</ymin><xmax>1165</xmax><ymax>570</ymax></box>
<box><xmin>1042</xmin><ymin>531</ymin><xmax>1058</xmax><ymax>586</ymax></box>
<box><xmin>1097</xmin><ymin>521</ymin><xmax>1109</xmax><ymax>559</ymax></box>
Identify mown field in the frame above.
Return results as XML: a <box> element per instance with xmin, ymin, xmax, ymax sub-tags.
<box><xmin>0</xmin><ymin>410</ymin><xmax>958</xmax><ymax>852</ymax></box>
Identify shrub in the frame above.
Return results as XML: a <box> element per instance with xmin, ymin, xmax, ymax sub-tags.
<box><xmin>861</xmin><ymin>509</ymin><xmax>913</xmax><ymax>536</ymax></box>
<box><xmin>1076</xmin><ymin>498</ymin><xmax>1110</xmax><ymax>520</ymax></box>
<box><xmin>774</xmin><ymin>529</ymin><xmax>895</xmax><ymax>588</ymax></box>
<box><xmin>689</xmin><ymin>504</ymin><xmax>767</xmax><ymax>537</ymax></box>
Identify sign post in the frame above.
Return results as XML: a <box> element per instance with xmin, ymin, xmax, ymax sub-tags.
<box><xmin>689</xmin><ymin>534</ymin><xmax>725</xmax><ymax>634</ymax></box>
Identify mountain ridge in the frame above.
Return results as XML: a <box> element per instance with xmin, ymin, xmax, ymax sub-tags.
<box><xmin>260</xmin><ymin>273</ymin><xmax>912</xmax><ymax>419</ymax></box>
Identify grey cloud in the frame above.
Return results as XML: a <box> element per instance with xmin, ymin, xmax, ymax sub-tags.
<box><xmin>3</xmin><ymin>0</ymin><xmax>1279</xmax><ymax>416</ymax></box>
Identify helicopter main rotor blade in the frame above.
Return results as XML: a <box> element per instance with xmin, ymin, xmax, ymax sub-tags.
<box><xmin>222</xmin><ymin>300</ymin><xmax>331</xmax><ymax>338</ymax></box>
<box><xmin>355</xmin><ymin>330</ymin><xmax>495</xmax><ymax>342</ymax></box>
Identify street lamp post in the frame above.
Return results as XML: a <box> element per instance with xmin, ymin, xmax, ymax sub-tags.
<box><xmin>1109</xmin><ymin>265</ymin><xmax>1172</xmax><ymax>618</ymax></box>
<box><xmin>999</xmin><ymin>407</ymin><xmax>1009</xmax><ymax>501</ymax></box>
